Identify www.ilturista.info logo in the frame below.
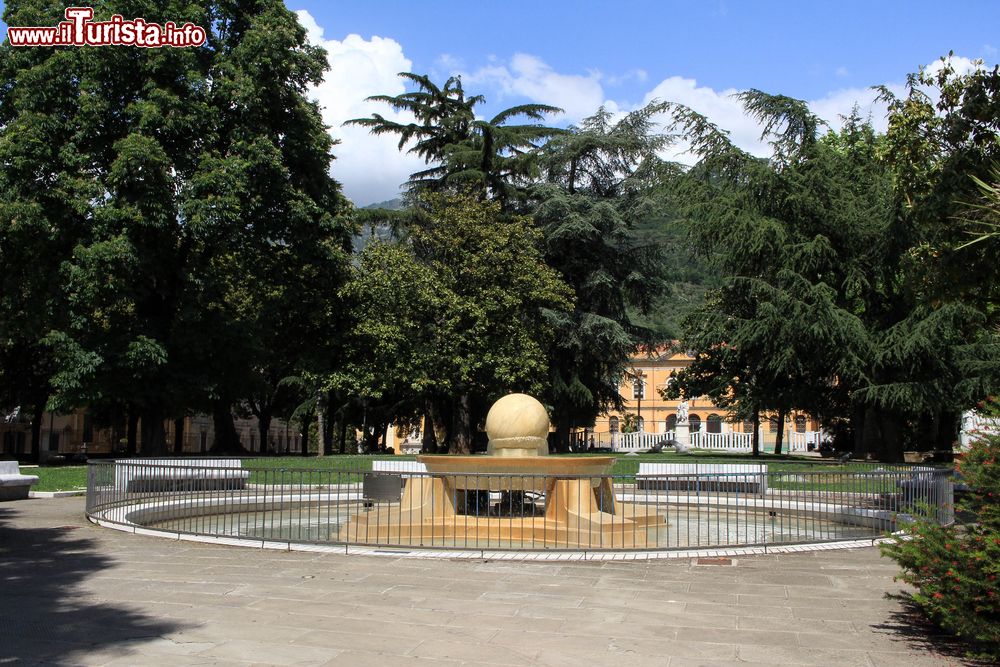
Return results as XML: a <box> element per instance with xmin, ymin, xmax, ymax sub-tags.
<box><xmin>7</xmin><ymin>7</ymin><xmax>206</xmax><ymax>47</ymax></box>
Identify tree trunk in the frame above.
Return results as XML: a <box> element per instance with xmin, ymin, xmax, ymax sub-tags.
<box><xmin>173</xmin><ymin>417</ymin><xmax>185</xmax><ymax>455</ymax></box>
<box><xmin>450</xmin><ymin>393</ymin><xmax>473</xmax><ymax>455</ymax></box>
<box><xmin>316</xmin><ymin>393</ymin><xmax>325</xmax><ymax>457</ymax></box>
<box><xmin>935</xmin><ymin>410</ymin><xmax>959</xmax><ymax>452</ymax></box>
<box><xmin>421</xmin><ymin>406</ymin><xmax>437</xmax><ymax>454</ymax></box>
<box><xmin>773</xmin><ymin>406</ymin><xmax>787</xmax><ymax>456</ymax></box>
<box><xmin>431</xmin><ymin>402</ymin><xmax>455</xmax><ymax>454</ymax></box>
<box><xmin>257</xmin><ymin>409</ymin><xmax>272</xmax><ymax>456</ymax></box>
<box><xmin>860</xmin><ymin>406</ymin><xmax>881</xmax><ymax>460</ymax></box>
<box><xmin>877</xmin><ymin>411</ymin><xmax>904</xmax><ymax>463</ymax></box>
<box><xmin>852</xmin><ymin>404</ymin><xmax>867</xmax><ymax>457</ymax></box>
<box><xmin>126</xmin><ymin>409</ymin><xmax>139</xmax><ymax>456</ymax></box>
<box><xmin>322</xmin><ymin>391</ymin><xmax>335</xmax><ymax>455</ymax></box>
<box><xmin>140</xmin><ymin>404</ymin><xmax>167</xmax><ymax>456</ymax></box>
<box><xmin>751</xmin><ymin>410</ymin><xmax>760</xmax><ymax>457</ymax></box>
<box><xmin>29</xmin><ymin>403</ymin><xmax>44</xmax><ymax>464</ymax></box>
<box><xmin>555</xmin><ymin>420</ymin><xmax>571</xmax><ymax>454</ymax></box>
<box><xmin>299</xmin><ymin>412</ymin><xmax>311</xmax><ymax>456</ymax></box>
<box><xmin>339</xmin><ymin>417</ymin><xmax>348</xmax><ymax>455</ymax></box>
<box><xmin>210</xmin><ymin>400</ymin><xmax>242</xmax><ymax>453</ymax></box>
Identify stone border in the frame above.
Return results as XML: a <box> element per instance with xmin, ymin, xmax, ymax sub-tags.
<box><xmin>87</xmin><ymin>512</ymin><xmax>899</xmax><ymax>562</ymax></box>
<box><xmin>31</xmin><ymin>490</ymin><xmax>86</xmax><ymax>498</ymax></box>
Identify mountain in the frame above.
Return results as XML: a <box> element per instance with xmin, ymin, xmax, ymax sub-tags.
<box><xmin>360</xmin><ymin>197</ymin><xmax>405</xmax><ymax>211</ymax></box>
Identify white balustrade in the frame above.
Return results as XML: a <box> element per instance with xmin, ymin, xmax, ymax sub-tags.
<box><xmin>689</xmin><ymin>431</ymin><xmax>755</xmax><ymax>450</ymax></box>
<box><xmin>611</xmin><ymin>430</ymin><xmax>674</xmax><ymax>452</ymax></box>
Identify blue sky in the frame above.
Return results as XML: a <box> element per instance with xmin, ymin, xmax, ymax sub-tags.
<box><xmin>306</xmin><ymin>1</ymin><xmax>998</xmax><ymax>105</ymax></box>
<box><xmin>3</xmin><ymin>1</ymin><xmax>998</xmax><ymax>204</ymax></box>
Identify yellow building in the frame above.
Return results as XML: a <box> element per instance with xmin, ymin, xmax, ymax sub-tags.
<box><xmin>591</xmin><ymin>348</ymin><xmax>822</xmax><ymax>451</ymax></box>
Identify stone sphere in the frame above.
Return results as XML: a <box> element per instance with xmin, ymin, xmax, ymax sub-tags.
<box><xmin>485</xmin><ymin>394</ymin><xmax>550</xmax><ymax>443</ymax></box>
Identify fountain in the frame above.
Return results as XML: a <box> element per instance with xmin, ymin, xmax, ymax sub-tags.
<box><xmin>340</xmin><ymin>393</ymin><xmax>665</xmax><ymax>548</ymax></box>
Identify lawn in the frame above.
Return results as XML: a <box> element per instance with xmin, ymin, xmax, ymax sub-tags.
<box><xmin>22</xmin><ymin>450</ymin><xmax>918</xmax><ymax>491</ymax></box>
<box><xmin>20</xmin><ymin>465</ymin><xmax>89</xmax><ymax>492</ymax></box>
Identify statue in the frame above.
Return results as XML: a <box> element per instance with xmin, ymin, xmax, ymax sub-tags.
<box><xmin>676</xmin><ymin>400</ymin><xmax>689</xmax><ymax>425</ymax></box>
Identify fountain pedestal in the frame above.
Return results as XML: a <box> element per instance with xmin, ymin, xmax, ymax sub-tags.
<box><xmin>339</xmin><ymin>394</ymin><xmax>666</xmax><ymax>548</ymax></box>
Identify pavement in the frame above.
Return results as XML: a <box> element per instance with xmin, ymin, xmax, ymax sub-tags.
<box><xmin>0</xmin><ymin>497</ymin><xmax>979</xmax><ymax>666</ymax></box>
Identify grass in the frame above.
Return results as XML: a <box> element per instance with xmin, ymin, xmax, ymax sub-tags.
<box><xmin>20</xmin><ymin>465</ymin><xmax>88</xmax><ymax>492</ymax></box>
<box><xmin>23</xmin><ymin>450</ymin><xmax>928</xmax><ymax>491</ymax></box>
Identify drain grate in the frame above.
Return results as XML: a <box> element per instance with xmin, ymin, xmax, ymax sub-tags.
<box><xmin>695</xmin><ymin>557</ymin><xmax>733</xmax><ymax>566</ymax></box>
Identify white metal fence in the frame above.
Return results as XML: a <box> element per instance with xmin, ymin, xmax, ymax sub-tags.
<box><xmin>609</xmin><ymin>429</ymin><xmax>826</xmax><ymax>452</ymax></box>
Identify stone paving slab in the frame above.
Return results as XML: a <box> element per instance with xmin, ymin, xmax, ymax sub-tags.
<box><xmin>0</xmin><ymin>497</ymin><xmax>979</xmax><ymax>666</ymax></box>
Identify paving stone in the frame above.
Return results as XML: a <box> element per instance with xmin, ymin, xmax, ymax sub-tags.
<box><xmin>0</xmin><ymin>497</ymin><xmax>973</xmax><ymax>667</ymax></box>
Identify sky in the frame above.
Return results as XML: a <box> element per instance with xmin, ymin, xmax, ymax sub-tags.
<box><xmin>3</xmin><ymin>1</ymin><xmax>999</xmax><ymax>205</ymax></box>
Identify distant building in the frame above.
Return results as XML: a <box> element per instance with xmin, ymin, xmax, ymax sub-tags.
<box><xmin>589</xmin><ymin>348</ymin><xmax>822</xmax><ymax>451</ymax></box>
<box><xmin>0</xmin><ymin>408</ymin><xmax>303</xmax><ymax>459</ymax></box>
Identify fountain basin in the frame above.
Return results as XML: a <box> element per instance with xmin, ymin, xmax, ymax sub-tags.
<box><xmin>416</xmin><ymin>455</ymin><xmax>615</xmax><ymax>492</ymax></box>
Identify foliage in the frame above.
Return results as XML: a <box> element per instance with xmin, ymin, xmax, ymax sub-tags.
<box><xmin>334</xmin><ymin>192</ymin><xmax>571</xmax><ymax>453</ymax></box>
<box><xmin>664</xmin><ymin>98</ymin><xmax>884</xmax><ymax>455</ymax></box>
<box><xmin>0</xmin><ymin>0</ymin><xmax>350</xmax><ymax>456</ymax></box>
<box><xmin>530</xmin><ymin>103</ymin><xmax>671</xmax><ymax>447</ymax></box>
<box><xmin>347</xmin><ymin>73</ymin><xmax>563</xmax><ymax>207</ymax></box>
<box><xmin>877</xmin><ymin>57</ymin><xmax>1000</xmax><ymax>317</ymax></box>
<box><xmin>881</xmin><ymin>401</ymin><xmax>1000</xmax><ymax>660</ymax></box>
<box><xmin>665</xmin><ymin>81</ymin><xmax>999</xmax><ymax>460</ymax></box>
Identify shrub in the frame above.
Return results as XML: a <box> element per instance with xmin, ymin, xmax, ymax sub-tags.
<box><xmin>881</xmin><ymin>402</ymin><xmax>1000</xmax><ymax>660</ymax></box>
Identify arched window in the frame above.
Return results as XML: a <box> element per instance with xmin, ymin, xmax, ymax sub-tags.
<box><xmin>665</xmin><ymin>414</ymin><xmax>677</xmax><ymax>432</ymax></box>
<box><xmin>609</xmin><ymin>416</ymin><xmax>620</xmax><ymax>433</ymax></box>
<box><xmin>795</xmin><ymin>415</ymin><xmax>807</xmax><ymax>433</ymax></box>
<box><xmin>636</xmin><ymin>416</ymin><xmax>645</xmax><ymax>432</ymax></box>
<box><xmin>707</xmin><ymin>414</ymin><xmax>722</xmax><ymax>433</ymax></box>
<box><xmin>768</xmin><ymin>416</ymin><xmax>780</xmax><ymax>433</ymax></box>
<box><xmin>743</xmin><ymin>419</ymin><xmax>754</xmax><ymax>433</ymax></box>
<box><xmin>689</xmin><ymin>414</ymin><xmax>701</xmax><ymax>432</ymax></box>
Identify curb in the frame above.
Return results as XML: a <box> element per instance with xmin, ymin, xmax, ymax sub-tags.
<box><xmin>30</xmin><ymin>490</ymin><xmax>86</xmax><ymax>498</ymax></box>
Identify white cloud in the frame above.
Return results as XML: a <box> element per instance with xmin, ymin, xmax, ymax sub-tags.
<box><xmin>924</xmin><ymin>54</ymin><xmax>984</xmax><ymax>78</ymax></box>
<box><xmin>835</xmin><ymin>66</ymin><xmax>850</xmax><ymax>78</ymax></box>
<box><xmin>295</xmin><ymin>10</ymin><xmax>426</xmax><ymax>206</ymax></box>
<box><xmin>293</xmin><ymin>10</ymin><xmax>982</xmax><ymax>204</ymax></box>
<box><xmin>460</xmin><ymin>53</ymin><xmax>608</xmax><ymax>122</ymax></box>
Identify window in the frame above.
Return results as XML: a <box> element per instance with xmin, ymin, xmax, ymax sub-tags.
<box><xmin>688</xmin><ymin>415</ymin><xmax>701</xmax><ymax>432</ymax></box>
<box><xmin>609</xmin><ymin>416</ymin><xmax>620</xmax><ymax>433</ymax></box>
<box><xmin>743</xmin><ymin>419</ymin><xmax>754</xmax><ymax>433</ymax></box>
<box><xmin>665</xmin><ymin>414</ymin><xmax>677</xmax><ymax>432</ymax></box>
<box><xmin>636</xmin><ymin>416</ymin><xmax>645</xmax><ymax>432</ymax></box>
<box><xmin>795</xmin><ymin>415</ymin><xmax>807</xmax><ymax>433</ymax></box>
<box><xmin>707</xmin><ymin>414</ymin><xmax>722</xmax><ymax>434</ymax></box>
<box><xmin>769</xmin><ymin>416</ymin><xmax>780</xmax><ymax>433</ymax></box>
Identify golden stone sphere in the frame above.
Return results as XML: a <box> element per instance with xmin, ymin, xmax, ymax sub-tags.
<box><xmin>485</xmin><ymin>394</ymin><xmax>550</xmax><ymax>455</ymax></box>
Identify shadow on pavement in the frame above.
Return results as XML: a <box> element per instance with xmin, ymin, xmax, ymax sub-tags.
<box><xmin>0</xmin><ymin>505</ymin><xmax>189</xmax><ymax>665</ymax></box>
<box><xmin>871</xmin><ymin>593</ymin><xmax>994</xmax><ymax>666</ymax></box>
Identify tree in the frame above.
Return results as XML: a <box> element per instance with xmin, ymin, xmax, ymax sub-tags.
<box><xmin>347</xmin><ymin>73</ymin><xmax>563</xmax><ymax>207</ymax></box>
<box><xmin>0</xmin><ymin>7</ymin><xmax>93</xmax><ymax>459</ymax></box>
<box><xmin>530</xmin><ymin>103</ymin><xmax>671</xmax><ymax>450</ymax></box>
<box><xmin>666</xmin><ymin>82</ymin><xmax>998</xmax><ymax>461</ymax></box>
<box><xmin>336</xmin><ymin>193</ymin><xmax>571</xmax><ymax>454</ymax></box>
<box><xmin>0</xmin><ymin>0</ymin><xmax>350</xmax><ymax>456</ymax></box>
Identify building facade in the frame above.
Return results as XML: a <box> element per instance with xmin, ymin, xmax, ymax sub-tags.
<box><xmin>591</xmin><ymin>349</ymin><xmax>821</xmax><ymax>449</ymax></box>
<box><xmin>0</xmin><ymin>408</ymin><xmax>303</xmax><ymax>459</ymax></box>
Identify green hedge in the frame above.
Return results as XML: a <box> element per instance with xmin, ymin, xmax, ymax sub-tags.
<box><xmin>881</xmin><ymin>428</ymin><xmax>1000</xmax><ymax>661</ymax></box>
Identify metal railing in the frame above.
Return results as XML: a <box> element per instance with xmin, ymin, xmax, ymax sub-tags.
<box><xmin>86</xmin><ymin>459</ymin><xmax>955</xmax><ymax>553</ymax></box>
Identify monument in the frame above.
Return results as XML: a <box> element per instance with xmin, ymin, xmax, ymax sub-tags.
<box><xmin>339</xmin><ymin>394</ymin><xmax>665</xmax><ymax>548</ymax></box>
<box><xmin>674</xmin><ymin>399</ymin><xmax>691</xmax><ymax>452</ymax></box>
